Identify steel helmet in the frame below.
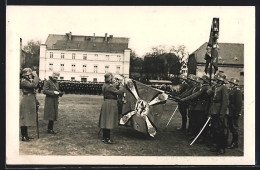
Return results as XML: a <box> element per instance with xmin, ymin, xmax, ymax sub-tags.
<box><xmin>228</xmin><ymin>78</ymin><xmax>239</xmax><ymax>85</ymax></box>
<box><xmin>22</xmin><ymin>68</ymin><xmax>32</xmax><ymax>76</ymax></box>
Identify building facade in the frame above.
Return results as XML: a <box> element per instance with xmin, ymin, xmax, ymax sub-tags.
<box><xmin>187</xmin><ymin>42</ymin><xmax>244</xmax><ymax>86</ymax></box>
<box><xmin>39</xmin><ymin>32</ymin><xmax>130</xmax><ymax>82</ymax></box>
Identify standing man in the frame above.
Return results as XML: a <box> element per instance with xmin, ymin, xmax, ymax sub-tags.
<box><xmin>178</xmin><ymin>74</ymin><xmax>199</xmax><ymax>135</ymax></box>
<box><xmin>180</xmin><ymin>75</ymin><xmax>211</xmax><ymax>141</ymax></box>
<box><xmin>43</xmin><ymin>72</ymin><xmax>63</xmax><ymax>134</ymax></box>
<box><xmin>227</xmin><ymin>78</ymin><xmax>242</xmax><ymax>149</ymax></box>
<box><xmin>99</xmin><ymin>72</ymin><xmax>124</xmax><ymax>144</ymax></box>
<box><xmin>20</xmin><ymin>68</ymin><xmax>39</xmax><ymax>141</ymax></box>
<box><xmin>180</xmin><ymin>75</ymin><xmax>201</xmax><ymax>138</ymax></box>
<box><xmin>176</xmin><ymin>74</ymin><xmax>190</xmax><ymax>131</ymax></box>
<box><xmin>207</xmin><ymin>72</ymin><xmax>229</xmax><ymax>155</ymax></box>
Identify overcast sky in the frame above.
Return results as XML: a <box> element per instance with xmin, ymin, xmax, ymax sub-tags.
<box><xmin>7</xmin><ymin>6</ymin><xmax>254</xmax><ymax>57</ymax></box>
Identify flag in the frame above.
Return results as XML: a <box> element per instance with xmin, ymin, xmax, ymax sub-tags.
<box><xmin>120</xmin><ymin>79</ymin><xmax>168</xmax><ymax>137</ymax></box>
<box><xmin>204</xmin><ymin>18</ymin><xmax>219</xmax><ymax>74</ymax></box>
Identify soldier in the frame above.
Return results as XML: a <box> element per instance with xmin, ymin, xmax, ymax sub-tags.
<box><xmin>43</xmin><ymin>72</ymin><xmax>64</xmax><ymax>134</ymax></box>
<box><xmin>180</xmin><ymin>75</ymin><xmax>211</xmax><ymax>141</ymax></box>
<box><xmin>114</xmin><ymin>75</ymin><xmax>125</xmax><ymax>121</ymax></box>
<box><xmin>178</xmin><ymin>74</ymin><xmax>199</xmax><ymax>135</ymax></box>
<box><xmin>227</xmin><ymin>78</ymin><xmax>242</xmax><ymax>149</ymax></box>
<box><xmin>59</xmin><ymin>80</ymin><xmax>65</xmax><ymax>93</ymax></box>
<box><xmin>99</xmin><ymin>72</ymin><xmax>124</xmax><ymax>144</ymax></box>
<box><xmin>37</xmin><ymin>79</ymin><xmax>42</xmax><ymax>93</ymax></box>
<box><xmin>20</xmin><ymin>68</ymin><xmax>39</xmax><ymax>141</ymax></box>
<box><xmin>176</xmin><ymin>74</ymin><xmax>190</xmax><ymax>131</ymax></box>
<box><xmin>98</xmin><ymin>83</ymin><xmax>102</xmax><ymax>95</ymax></box>
<box><xmin>180</xmin><ymin>75</ymin><xmax>202</xmax><ymax>138</ymax></box>
<box><xmin>207</xmin><ymin>72</ymin><xmax>229</xmax><ymax>155</ymax></box>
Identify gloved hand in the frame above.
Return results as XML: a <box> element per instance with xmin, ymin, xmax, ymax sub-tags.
<box><xmin>54</xmin><ymin>91</ymin><xmax>60</xmax><ymax>95</ymax></box>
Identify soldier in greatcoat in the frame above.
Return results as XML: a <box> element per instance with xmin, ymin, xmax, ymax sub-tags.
<box><xmin>180</xmin><ymin>75</ymin><xmax>211</xmax><ymax>141</ymax></box>
<box><xmin>20</xmin><ymin>68</ymin><xmax>39</xmax><ymax>141</ymax></box>
<box><xmin>98</xmin><ymin>72</ymin><xmax>124</xmax><ymax>144</ymax></box>
<box><xmin>180</xmin><ymin>75</ymin><xmax>201</xmax><ymax>138</ymax></box>
<box><xmin>178</xmin><ymin>74</ymin><xmax>199</xmax><ymax>135</ymax></box>
<box><xmin>207</xmin><ymin>72</ymin><xmax>229</xmax><ymax>155</ymax></box>
<box><xmin>176</xmin><ymin>74</ymin><xmax>190</xmax><ymax>131</ymax></box>
<box><xmin>227</xmin><ymin>78</ymin><xmax>242</xmax><ymax>149</ymax></box>
<box><xmin>43</xmin><ymin>72</ymin><xmax>63</xmax><ymax>134</ymax></box>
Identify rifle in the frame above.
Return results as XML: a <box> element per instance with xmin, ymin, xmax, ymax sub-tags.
<box><xmin>168</xmin><ymin>95</ymin><xmax>196</xmax><ymax>106</ymax></box>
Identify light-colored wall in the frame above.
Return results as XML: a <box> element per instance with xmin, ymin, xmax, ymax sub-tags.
<box><xmin>197</xmin><ymin>65</ymin><xmax>244</xmax><ymax>86</ymax></box>
<box><xmin>39</xmin><ymin>48</ymin><xmax>130</xmax><ymax>82</ymax></box>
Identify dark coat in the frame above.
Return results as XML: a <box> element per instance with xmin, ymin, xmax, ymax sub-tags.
<box><xmin>43</xmin><ymin>78</ymin><xmax>60</xmax><ymax>121</ymax></box>
<box><xmin>20</xmin><ymin>76</ymin><xmax>39</xmax><ymax>126</ymax></box>
<box><xmin>229</xmin><ymin>87</ymin><xmax>242</xmax><ymax>116</ymax></box>
<box><xmin>182</xmin><ymin>84</ymin><xmax>211</xmax><ymax>112</ymax></box>
<box><xmin>99</xmin><ymin>83</ymin><xmax>124</xmax><ymax>129</ymax></box>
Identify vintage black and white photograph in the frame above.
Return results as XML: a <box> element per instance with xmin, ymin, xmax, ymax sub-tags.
<box><xmin>6</xmin><ymin>6</ymin><xmax>255</xmax><ymax>165</ymax></box>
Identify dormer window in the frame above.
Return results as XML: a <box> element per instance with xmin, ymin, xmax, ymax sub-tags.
<box><xmin>234</xmin><ymin>56</ymin><xmax>238</xmax><ymax>61</ymax></box>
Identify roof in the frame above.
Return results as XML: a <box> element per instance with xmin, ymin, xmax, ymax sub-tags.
<box><xmin>190</xmin><ymin>42</ymin><xmax>244</xmax><ymax>65</ymax></box>
<box><xmin>45</xmin><ymin>33</ymin><xmax>129</xmax><ymax>53</ymax></box>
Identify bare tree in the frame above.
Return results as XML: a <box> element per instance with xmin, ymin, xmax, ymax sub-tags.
<box><xmin>23</xmin><ymin>40</ymin><xmax>41</xmax><ymax>55</ymax></box>
<box><xmin>169</xmin><ymin>45</ymin><xmax>189</xmax><ymax>64</ymax></box>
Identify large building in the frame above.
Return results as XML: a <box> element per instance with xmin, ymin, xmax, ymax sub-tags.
<box><xmin>39</xmin><ymin>32</ymin><xmax>130</xmax><ymax>82</ymax></box>
<box><xmin>187</xmin><ymin>42</ymin><xmax>244</xmax><ymax>86</ymax></box>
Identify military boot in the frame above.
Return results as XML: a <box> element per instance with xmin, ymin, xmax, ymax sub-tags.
<box><xmin>227</xmin><ymin>135</ymin><xmax>238</xmax><ymax>149</ymax></box>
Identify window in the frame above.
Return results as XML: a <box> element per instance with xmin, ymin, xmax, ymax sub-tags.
<box><xmin>94</xmin><ymin>65</ymin><xmax>98</xmax><ymax>73</ymax></box>
<box><xmin>105</xmin><ymin>65</ymin><xmax>109</xmax><ymax>73</ymax></box>
<box><xmin>49</xmin><ymin>63</ymin><xmax>53</xmax><ymax>70</ymax></box>
<box><xmin>240</xmin><ymin>72</ymin><xmax>244</xmax><ymax>76</ymax></box>
<box><xmin>61</xmin><ymin>53</ymin><xmax>64</xmax><ymax>59</ymax></box>
<box><xmin>81</xmin><ymin>78</ymin><xmax>87</xmax><ymax>82</ymax></box>
<box><xmin>93</xmin><ymin>78</ymin><xmax>97</xmax><ymax>83</ymax></box>
<box><xmin>83</xmin><ymin>65</ymin><xmax>87</xmax><ymax>72</ymax></box>
<box><xmin>106</xmin><ymin>55</ymin><xmax>109</xmax><ymax>61</ymax></box>
<box><xmin>50</xmin><ymin>52</ymin><xmax>53</xmax><ymax>58</ymax></box>
<box><xmin>117</xmin><ymin>55</ymin><xmax>121</xmax><ymax>61</ymax></box>
<box><xmin>60</xmin><ymin>77</ymin><xmax>64</xmax><ymax>80</ymax></box>
<box><xmin>72</xmin><ymin>53</ymin><xmax>76</xmax><ymax>59</ymax></box>
<box><xmin>71</xmin><ymin>77</ymin><xmax>75</xmax><ymax>81</ymax></box>
<box><xmin>83</xmin><ymin>54</ymin><xmax>87</xmax><ymax>60</ymax></box>
<box><xmin>60</xmin><ymin>64</ymin><xmax>64</xmax><ymax>71</ymax></box>
<box><xmin>95</xmin><ymin>54</ymin><xmax>98</xmax><ymax>60</ymax></box>
<box><xmin>72</xmin><ymin>64</ymin><xmax>76</xmax><ymax>72</ymax></box>
<box><xmin>116</xmin><ymin>66</ymin><xmax>120</xmax><ymax>74</ymax></box>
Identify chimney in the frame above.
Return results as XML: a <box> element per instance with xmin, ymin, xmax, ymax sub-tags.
<box><xmin>93</xmin><ymin>33</ymin><xmax>95</xmax><ymax>40</ymax></box>
<box><xmin>68</xmin><ymin>32</ymin><xmax>72</xmax><ymax>40</ymax></box>
<box><xmin>20</xmin><ymin>38</ymin><xmax>22</xmax><ymax>51</ymax></box>
<box><xmin>105</xmin><ymin>33</ymin><xmax>108</xmax><ymax>42</ymax></box>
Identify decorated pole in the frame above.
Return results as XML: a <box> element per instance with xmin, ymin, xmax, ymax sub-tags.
<box><xmin>204</xmin><ymin>18</ymin><xmax>219</xmax><ymax>85</ymax></box>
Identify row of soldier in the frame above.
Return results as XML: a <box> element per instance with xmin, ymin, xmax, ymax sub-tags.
<box><xmin>37</xmin><ymin>80</ymin><xmax>103</xmax><ymax>95</ymax></box>
<box><xmin>170</xmin><ymin>72</ymin><xmax>242</xmax><ymax>155</ymax></box>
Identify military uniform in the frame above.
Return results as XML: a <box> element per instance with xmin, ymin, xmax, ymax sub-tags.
<box><xmin>180</xmin><ymin>75</ymin><xmax>201</xmax><ymax>137</ymax></box>
<box><xmin>43</xmin><ymin>72</ymin><xmax>62</xmax><ymax>134</ymax></box>
<box><xmin>20</xmin><ymin>68</ymin><xmax>39</xmax><ymax>141</ymax></box>
<box><xmin>208</xmin><ymin>73</ymin><xmax>229</xmax><ymax>154</ymax></box>
<box><xmin>99</xmin><ymin>72</ymin><xmax>124</xmax><ymax>144</ymax></box>
<box><xmin>227</xmin><ymin>79</ymin><xmax>242</xmax><ymax>149</ymax></box>
<box><xmin>176</xmin><ymin>74</ymin><xmax>190</xmax><ymax>131</ymax></box>
<box><xmin>181</xmin><ymin>75</ymin><xmax>211</xmax><ymax>140</ymax></box>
